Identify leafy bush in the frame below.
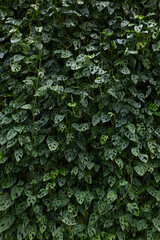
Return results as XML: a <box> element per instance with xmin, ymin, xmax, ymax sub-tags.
<box><xmin>0</xmin><ymin>0</ymin><xmax>160</xmax><ymax>239</ymax></box>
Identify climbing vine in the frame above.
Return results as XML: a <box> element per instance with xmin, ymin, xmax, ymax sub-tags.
<box><xmin>0</xmin><ymin>0</ymin><xmax>160</xmax><ymax>239</ymax></box>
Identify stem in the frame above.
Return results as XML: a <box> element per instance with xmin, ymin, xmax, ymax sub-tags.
<box><xmin>32</xmin><ymin>57</ymin><xmax>42</xmax><ymax>143</ymax></box>
<box><xmin>117</xmin><ymin>166</ymin><xmax>134</xmax><ymax>203</ymax></box>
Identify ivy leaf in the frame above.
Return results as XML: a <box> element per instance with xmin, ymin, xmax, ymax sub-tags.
<box><xmin>54</xmin><ymin>114</ymin><xmax>65</xmax><ymax>124</ymax></box>
<box><xmin>0</xmin><ymin>193</ymin><xmax>13</xmax><ymax>211</ymax></box>
<box><xmin>134</xmin><ymin>163</ymin><xmax>147</xmax><ymax>176</ymax></box>
<box><xmin>92</xmin><ymin>113</ymin><xmax>101</xmax><ymax>126</ymax></box>
<box><xmin>7</xmin><ymin>129</ymin><xmax>17</xmax><ymax>140</ymax></box>
<box><xmin>138</xmin><ymin>153</ymin><xmax>148</xmax><ymax>163</ymax></box>
<box><xmin>0</xmin><ymin>215</ymin><xmax>15</xmax><ymax>233</ymax></box>
<box><xmin>126</xmin><ymin>124</ymin><xmax>135</xmax><ymax>134</ymax></box>
<box><xmin>75</xmin><ymin>191</ymin><xmax>85</xmax><ymax>204</ymax></box>
<box><xmin>89</xmin><ymin>213</ymin><xmax>98</xmax><ymax>225</ymax></box>
<box><xmin>127</xmin><ymin>203</ymin><xmax>139</xmax><ymax>216</ymax></box>
<box><xmin>14</xmin><ymin>149</ymin><xmax>23</xmax><ymax>162</ymax></box>
<box><xmin>107</xmin><ymin>191</ymin><xmax>117</xmax><ymax>204</ymax></box>
<box><xmin>134</xmin><ymin>24</ymin><xmax>143</xmax><ymax>33</ymax></box>
<box><xmin>62</xmin><ymin>213</ymin><xmax>76</xmax><ymax>226</ymax></box>
<box><xmin>120</xmin><ymin>66</ymin><xmax>130</xmax><ymax>75</ymax></box>
<box><xmin>153</xmin><ymin>218</ymin><xmax>160</xmax><ymax>232</ymax></box>
<box><xmin>47</xmin><ymin>136</ymin><xmax>59</xmax><ymax>151</ymax></box>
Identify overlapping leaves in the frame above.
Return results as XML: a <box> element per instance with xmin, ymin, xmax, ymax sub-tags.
<box><xmin>0</xmin><ymin>0</ymin><xmax>160</xmax><ymax>239</ymax></box>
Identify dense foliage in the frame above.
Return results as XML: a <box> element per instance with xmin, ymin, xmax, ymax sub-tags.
<box><xmin>0</xmin><ymin>0</ymin><xmax>160</xmax><ymax>239</ymax></box>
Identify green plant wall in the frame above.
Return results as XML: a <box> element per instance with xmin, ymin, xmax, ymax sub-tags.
<box><xmin>0</xmin><ymin>0</ymin><xmax>160</xmax><ymax>239</ymax></box>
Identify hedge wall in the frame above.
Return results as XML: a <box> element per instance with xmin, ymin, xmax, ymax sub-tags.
<box><xmin>0</xmin><ymin>0</ymin><xmax>160</xmax><ymax>239</ymax></box>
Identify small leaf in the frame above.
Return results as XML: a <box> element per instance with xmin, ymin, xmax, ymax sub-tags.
<box><xmin>92</xmin><ymin>113</ymin><xmax>101</xmax><ymax>126</ymax></box>
<box><xmin>54</xmin><ymin>114</ymin><xmax>65</xmax><ymax>124</ymax></box>
<box><xmin>64</xmin><ymin>149</ymin><xmax>75</xmax><ymax>162</ymax></box>
<box><xmin>138</xmin><ymin>153</ymin><xmax>148</xmax><ymax>163</ymax></box>
<box><xmin>131</xmin><ymin>75</ymin><xmax>139</xmax><ymax>84</ymax></box>
<box><xmin>2</xmin><ymin>175</ymin><xmax>16</xmax><ymax>189</ymax></box>
<box><xmin>119</xmin><ymin>216</ymin><xmax>129</xmax><ymax>231</ymax></box>
<box><xmin>14</xmin><ymin>149</ymin><xmax>23</xmax><ymax>162</ymax></box>
<box><xmin>0</xmin><ymin>193</ymin><xmax>13</xmax><ymax>211</ymax></box>
<box><xmin>17</xmin><ymin>225</ymin><xmax>29</xmax><ymax>240</ymax></box>
<box><xmin>89</xmin><ymin>213</ymin><xmax>98</xmax><ymax>225</ymax></box>
<box><xmin>11</xmin><ymin>185</ymin><xmax>23</xmax><ymax>200</ymax></box>
<box><xmin>121</xmin><ymin>20</ymin><xmax>129</xmax><ymax>27</ymax></box>
<box><xmin>62</xmin><ymin>214</ymin><xmax>76</xmax><ymax>226</ymax></box>
<box><xmin>100</xmin><ymin>135</ymin><xmax>108</xmax><ymax>145</ymax></box>
<box><xmin>127</xmin><ymin>202</ymin><xmax>139</xmax><ymax>216</ymax></box>
<box><xmin>131</xmin><ymin>147</ymin><xmax>139</xmax><ymax>156</ymax></box>
<box><xmin>0</xmin><ymin>215</ymin><xmax>15</xmax><ymax>233</ymax></box>
<box><xmin>134</xmin><ymin>163</ymin><xmax>147</xmax><ymax>176</ymax></box>
<box><xmin>107</xmin><ymin>190</ymin><xmax>117</xmax><ymax>204</ymax></box>
<box><xmin>126</xmin><ymin>124</ymin><xmax>135</xmax><ymax>134</ymax></box>
<box><xmin>7</xmin><ymin>129</ymin><xmax>17</xmax><ymax>140</ymax></box>
<box><xmin>117</xmin><ymin>232</ymin><xmax>125</xmax><ymax>240</ymax></box>
<box><xmin>147</xmin><ymin>141</ymin><xmax>156</xmax><ymax>154</ymax></box>
<box><xmin>11</xmin><ymin>64</ymin><xmax>21</xmax><ymax>72</ymax></box>
<box><xmin>13</xmin><ymin>54</ymin><xmax>25</xmax><ymax>62</ymax></box>
<box><xmin>120</xmin><ymin>66</ymin><xmax>130</xmax><ymax>75</ymax></box>
<box><xmin>47</xmin><ymin>136</ymin><xmax>59</xmax><ymax>151</ymax></box>
<box><xmin>75</xmin><ymin>191</ymin><xmax>85</xmax><ymax>204</ymax></box>
<box><xmin>88</xmin><ymin>226</ymin><xmax>96</xmax><ymax>238</ymax></box>
<box><xmin>153</xmin><ymin>218</ymin><xmax>160</xmax><ymax>232</ymax></box>
<box><xmin>61</xmin><ymin>50</ymin><xmax>72</xmax><ymax>58</ymax></box>
<box><xmin>134</xmin><ymin>24</ymin><xmax>143</xmax><ymax>33</ymax></box>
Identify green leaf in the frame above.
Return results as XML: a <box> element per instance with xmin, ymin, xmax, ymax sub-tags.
<box><xmin>134</xmin><ymin>163</ymin><xmax>147</xmax><ymax>176</ymax></box>
<box><xmin>147</xmin><ymin>141</ymin><xmax>156</xmax><ymax>154</ymax></box>
<box><xmin>28</xmin><ymin>225</ymin><xmax>37</xmax><ymax>240</ymax></box>
<box><xmin>107</xmin><ymin>190</ymin><xmax>117</xmax><ymax>204</ymax></box>
<box><xmin>88</xmin><ymin>226</ymin><xmax>96</xmax><ymax>238</ymax></box>
<box><xmin>100</xmin><ymin>135</ymin><xmax>108</xmax><ymax>145</ymax></box>
<box><xmin>11</xmin><ymin>185</ymin><xmax>23</xmax><ymax>200</ymax></box>
<box><xmin>7</xmin><ymin>129</ymin><xmax>17</xmax><ymax>140</ymax></box>
<box><xmin>47</xmin><ymin>136</ymin><xmax>59</xmax><ymax>151</ymax></box>
<box><xmin>152</xmin><ymin>41</ymin><xmax>160</xmax><ymax>51</ymax></box>
<box><xmin>13</xmin><ymin>54</ymin><xmax>25</xmax><ymax>62</ymax></box>
<box><xmin>134</xmin><ymin>24</ymin><xmax>143</xmax><ymax>33</ymax></box>
<box><xmin>75</xmin><ymin>191</ymin><xmax>85</xmax><ymax>204</ymax></box>
<box><xmin>92</xmin><ymin>113</ymin><xmax>101</xmax><ymax>126</ymax></box>
<box><xmin>138</xmin><ymin>153</ymin><xmax>148</xmax><ymax>163</ymax></box>
<box><xmin>107</xmin><ymin>234</ymin><xmax>116</xmax><ymax>240</ymax></box>
<box><xmin>126</xmin><ymin>124</ymin><xmax>135</xmax><ymax>134</ymax></box>
<box><xmin>131</xmin><ymin>147</ymin><xmax>140</xmax><ymax>156</ymax></box>
<box><xmin>117</xmin><ymin>232</ymin><xmax>125</xmax><ymax>240</ymax></box>
<box><xmin>0</xmin><ymin>215</ymin><xmax>15</xmax><ymax>233</ymax></box>
<box><xmin>61</xmin><ymin>50</ymin><xmax>73</xmax><ymax>58</ymax></box>
<box><xmin>54</xmin><ymin>114</ymin><xmax>65</xmax><ymax>124</ymax></box>
<box><xmin>131</xmin><ymin>75</ymin><xmax>139</xmax><ymax>84</ymax></box>
<box><xmin>64</xmin><ymin>148</ymin><xmax>75</xmax><ymax>162</ymax></box>
<box><xmin>14</xmin><ymin>149</ymin><xmax>23</xmax><ymax>162</ymax></box>
<box><xmin>62</xmin><ymin>214</ymin><xmax>76</xmax><ymax>226</ymax></box>
<box><xmin>119</xmin><ymin>216</ymin><xmax>130</xmax><ymax>231</ymax></box>
<box><xmin>127</xmin><ymin>203</ymin><xmax>139</xmax><ymax>216</ymax></box>
<box><xmin>89</xmin><ymin>213</ymin><xmax>98</xmax><ymax>225</ymax></box>
<box><xmin>11</xmin><ymin>64</ymin><xmax>21</xmax><ymax>72</ymax></box>
<box><xmin>0</xmin><ymin>193</ymin><xmax>13</xmax><ymax>211</ymax></box>
<box><xmin>17</xmin><ymin>225</ymin><xmax>29</xmax><ymax>240</ymax></box>
<box><xmin>153</xmin><ymin>218</ymin><xmax>160</xmax><ymax>232</ymax></box>
<box><xmin>120</xmin><ymin>66</ymin><xmax>130</xmax><ymax>75</ymax></box>
<box><xmin>2</xmin><ymin>175</ymin><xmax>16</xmax><ymax>189</ymax></box>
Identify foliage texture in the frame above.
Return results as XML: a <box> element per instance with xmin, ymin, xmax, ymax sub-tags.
<box><xmin>0</xmin><ymin>0</ymin><xmax>160</xmax><ymax>239</ymax></box>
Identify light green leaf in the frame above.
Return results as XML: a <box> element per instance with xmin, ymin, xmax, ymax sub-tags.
<box><xmin>47</xmin><ymin>136</ymin><xmax>59</xmax><ymax>151</ymax></box>
<box><xmin>7</xmin><ymin>129</ymin><xmax>17</xmax><ymax>141</ymax></box>
<box><xmin>127</xmin><ymin>203</ymin><xmax>139</xmax><ymax>216</ymax></box>
<box><xmin>0</xmin><ymin>215</ymin><xmax>15</xmax><ymax>233</ymax></box>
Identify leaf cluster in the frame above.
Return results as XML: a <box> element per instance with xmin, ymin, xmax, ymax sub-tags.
<box><xmin>0</xmin><ymin>0</ymin><xmax>160</xmax><ymax>239</ymax></box>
